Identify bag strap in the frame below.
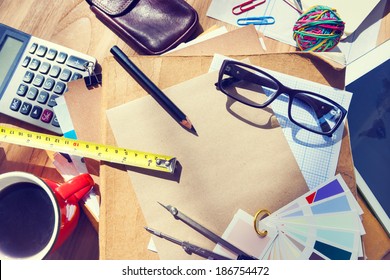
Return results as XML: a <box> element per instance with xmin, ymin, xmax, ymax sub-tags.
<box><xmin>89</xmin><ymin>0</ymin><xmax>136</xmax><ymax>15</ymax></box>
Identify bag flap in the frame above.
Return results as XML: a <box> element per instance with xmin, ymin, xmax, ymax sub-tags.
<box><xmin>91</xmin><ymin>0</ymin><xmax>135</xmax><ymax>15</ymax></box>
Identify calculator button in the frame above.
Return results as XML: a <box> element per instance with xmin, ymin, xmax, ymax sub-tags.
<box><xmin>48</xmin><ymin>94</ymin><xmax>59</xmax><ymax>107</ymax></box>
<box><xmin>10</xmin><ymin>98</ymin><xmax>22</xmax><ymax>111</ymax></box>
<box><xmin>26</xmin><ymin>87</ymin><xmax>38</xmax><ymax>100</ymax></box>
<box><xmin>32</xmin><ymin>74</ymin><xmax>45</xmax><ymax>87</ymax></box>
<box><xmin>40</xmin><ymin>109</ymin><xmax>53</xmax><ymax>123</ymax></box>
<box><xmin>17</xmin><ymin>84</ymin><xmax>28</xmax><ymax>96</ymax></box>
<box><xmin>29</xmin><ymin>43</ymin><xmax>38</xmax><ymax>54</ymax></box>
<box><xmin>66</xmin><ymin>55</ymin><xmax>88</xmax><ymax>71</ymax></box>
<box><xmin>49</xmin><ymin>65</ymin><xmax>61</xmax><ymax>78</ymax></box>
<box><xmin>29</xmin><ymin>59</ymin><xmax>41</xmax><ymax>70</ymax></box>
<box><xmin>23</xmin><ymin>71</ymin><xmax>34</xmax><ymax>83</ymax></box>
<box><xmin>59</xmin><ymin>69</ymin><xmax>72</xmax><ymax>81</ymax></box>
<box><xmin>53</xmin><ymin>81</ymin><xmax>66</xmax><ymax>95</ymax></box>
<box><xmin>20</xmin><ymin>102</ymin><xmax>32</xmax><ymax>115</ymax></box>
<box><xmin>56</xmin><ymin>52</ymin><xmax>68</xmax><ymax>64</ymax></box>
<box><xmin>46</xmin><ymin>49</ymin><xmax>57</xmax><ymax>60</ymax></box>
<box><xmin>71</xmin><ymin>72</ymin><xmax>83</xmax><ymax>81</ymax></box>
<box><xmin>43</xmin><ymin>78</ymin><xmax>55</xmax><ymax>91</ymax></box>
<box><xmin>30</xmin><ymin>106</ymin><xmax>43</xmax><ymax>119</ymax></box>
<box><xmin>51</xmin><ymin>115</ymin><xmax>60</xmax><ymax>127</ymax></box>
<box><xmin>39</xmin><ymin>62</ymin><xmax>51</xmax><ymax>74</ymax></box>
<box><xmin>36</xmin><ymin>45</ymin><xmax>48</xmax><ymax>57</ymax></box>
<box><xmin>37</xmin><ymin>91</ymin><xmax>49</xmax><ymax>104</ymax></box>
<box><xmin>22</xmin><ymin>56</ymin><xmax>31</xmax><ymax>67</ymax></box>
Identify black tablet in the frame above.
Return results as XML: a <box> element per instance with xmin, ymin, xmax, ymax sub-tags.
<box><xmin>346</xmin><ymin>40</ymin><xmax>390</xmax><ymax>236</ymax></box>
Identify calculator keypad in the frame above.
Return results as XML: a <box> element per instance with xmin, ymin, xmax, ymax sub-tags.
<box><xmin>6</xmin><ymin>38</ymin><xmax>95</xmax><ymax>134</ymax></box>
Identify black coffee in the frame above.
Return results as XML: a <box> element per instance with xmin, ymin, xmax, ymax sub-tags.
<box><xmin>0</xmin><ymin>182</ymin><xmax>56</xmax><ymax>258</ymax></box>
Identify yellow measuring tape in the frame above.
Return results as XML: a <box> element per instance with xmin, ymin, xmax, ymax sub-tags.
<box><xmin>0</xmin><ymin>126</ymin><xmax>176</xmax><ymax>173</ymax></box>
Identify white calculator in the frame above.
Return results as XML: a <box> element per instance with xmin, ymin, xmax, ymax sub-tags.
<box><xmin>0</xmin><ymin>23</ymin><xmax>97</xmax><ymax>134</ymax></box>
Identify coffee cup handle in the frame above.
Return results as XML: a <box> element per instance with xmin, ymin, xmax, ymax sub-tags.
<box><xmin>56</xmin><ymin>173</ymin><xmax>95</xmax><ymax>201</ymax></box>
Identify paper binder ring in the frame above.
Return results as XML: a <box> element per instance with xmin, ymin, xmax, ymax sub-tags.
<box><xmin>253</xmin><ymin>209</ymin><xmax>271</xmax><ymax>237</ymax></box>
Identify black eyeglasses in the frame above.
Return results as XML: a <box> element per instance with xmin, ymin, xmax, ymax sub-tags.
<box><xmin>215</xmin><ymin>60</ymin><xmax>347</xmax><ymax>137</ymax></box>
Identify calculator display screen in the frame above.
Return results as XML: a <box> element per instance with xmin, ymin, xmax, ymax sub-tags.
<box><xmin>0</xmin><ymin>36</ymin><xmax>23</xmax><ymax>88</ymax></box>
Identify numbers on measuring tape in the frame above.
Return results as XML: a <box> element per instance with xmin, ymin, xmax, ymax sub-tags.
<box><xmin>0</xmin><ymin>126</ymin><xmax>177</xmax><ymax>173</ymax></box>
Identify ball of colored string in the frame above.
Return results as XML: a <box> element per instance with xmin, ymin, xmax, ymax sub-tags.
<box><xmin>293</xmin><ymin>5</ymin><xmax>345</xmax><ymax>52</ymax></box>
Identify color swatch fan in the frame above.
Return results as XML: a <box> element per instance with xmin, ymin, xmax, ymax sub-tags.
<box><xmin>216</xmin><ymin>175</ymin><xmax>366</xmax><ymax>260</ymax></box>
<box><xmin>256</xmin><ymin>174</ymin><xmax>365</xmax><ymax>260</ymax></box>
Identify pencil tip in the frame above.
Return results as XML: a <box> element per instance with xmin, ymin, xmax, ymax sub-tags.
<box><xmin>190</xmin><ymin>126</ymin><xmax>198</xmax><ymax>135</ymax></box>
<box><xmin>181</xmin><ymin>118</ymin><xmax>198</xmax><ymax>136</ymax></box>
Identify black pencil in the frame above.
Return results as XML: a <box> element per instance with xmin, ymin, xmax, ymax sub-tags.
<box><xmin>110</xmin><ymin>46</ymin><xmax>197</xmax><ymax>134</ymax></box>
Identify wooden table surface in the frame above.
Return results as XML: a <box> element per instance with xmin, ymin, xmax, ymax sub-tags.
<box><xmin>0</xmin><ymin>0</ymin><xmax>389</xmax><ymax>260</ymax></box>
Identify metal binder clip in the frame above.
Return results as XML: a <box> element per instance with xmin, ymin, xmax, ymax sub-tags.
<box><xmin>83</xmin><ymin>61</ymin><xmax>102</xmax><ymax>87</ymax></box>
<box><xmin>237</xmin><ymin>16</ymin><xmax>275</xmax><ymax>26</ymax></box>
<box><xmin>232</xmin><ymin>0</ymin><xmax>266</xmax><ymax>15</ymax></box>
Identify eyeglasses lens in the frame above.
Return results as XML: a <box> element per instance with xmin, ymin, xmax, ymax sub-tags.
<box><xmin>290</xmin><ymin>92</ymin><xmax>343</xmax><ymax>134</ymax></box>
<box><xmin>220</xmin><ymin>64</ymin><xmax>279</xmax><ymax>107</ymax></box>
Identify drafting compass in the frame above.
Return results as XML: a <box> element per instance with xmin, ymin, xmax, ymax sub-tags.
<box><xmin>145</xmin><ymin>202</ymin><xmax>258</xmax><ymax>260</ymax></box>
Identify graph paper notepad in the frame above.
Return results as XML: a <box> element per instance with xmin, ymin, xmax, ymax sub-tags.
<box><xmin>210</xmin><ymin>55</ymin><xmax>353</xmax><ymax>190</ymax></box>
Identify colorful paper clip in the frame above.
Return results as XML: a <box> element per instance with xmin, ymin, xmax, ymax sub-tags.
<box><xmin>237</xmin><ymin>16</ymin><xmax>275</xmax><ymax>26</ymax></box>
<box><xmin>232</xmin><ymin>0</ymin><xmax>266</xmax><ymax>15</ymax></box>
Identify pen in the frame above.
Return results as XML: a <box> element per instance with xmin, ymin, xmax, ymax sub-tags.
<box><xmin>110</xmin><ymin>46</ymin><xmax>197</xmax><ymax>134</ymax></box>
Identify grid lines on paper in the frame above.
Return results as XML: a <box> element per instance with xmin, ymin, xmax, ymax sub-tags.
<box><xmin>266</xmin><ymin>69</ymin><xmax>351</xmax><ymax>190</ymax></box>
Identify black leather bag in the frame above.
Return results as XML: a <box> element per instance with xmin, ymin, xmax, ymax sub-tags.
<box><xmin>87</xmin><ymin>0</ymin><xmax>199</xmax><ymax>55</ymax></box>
